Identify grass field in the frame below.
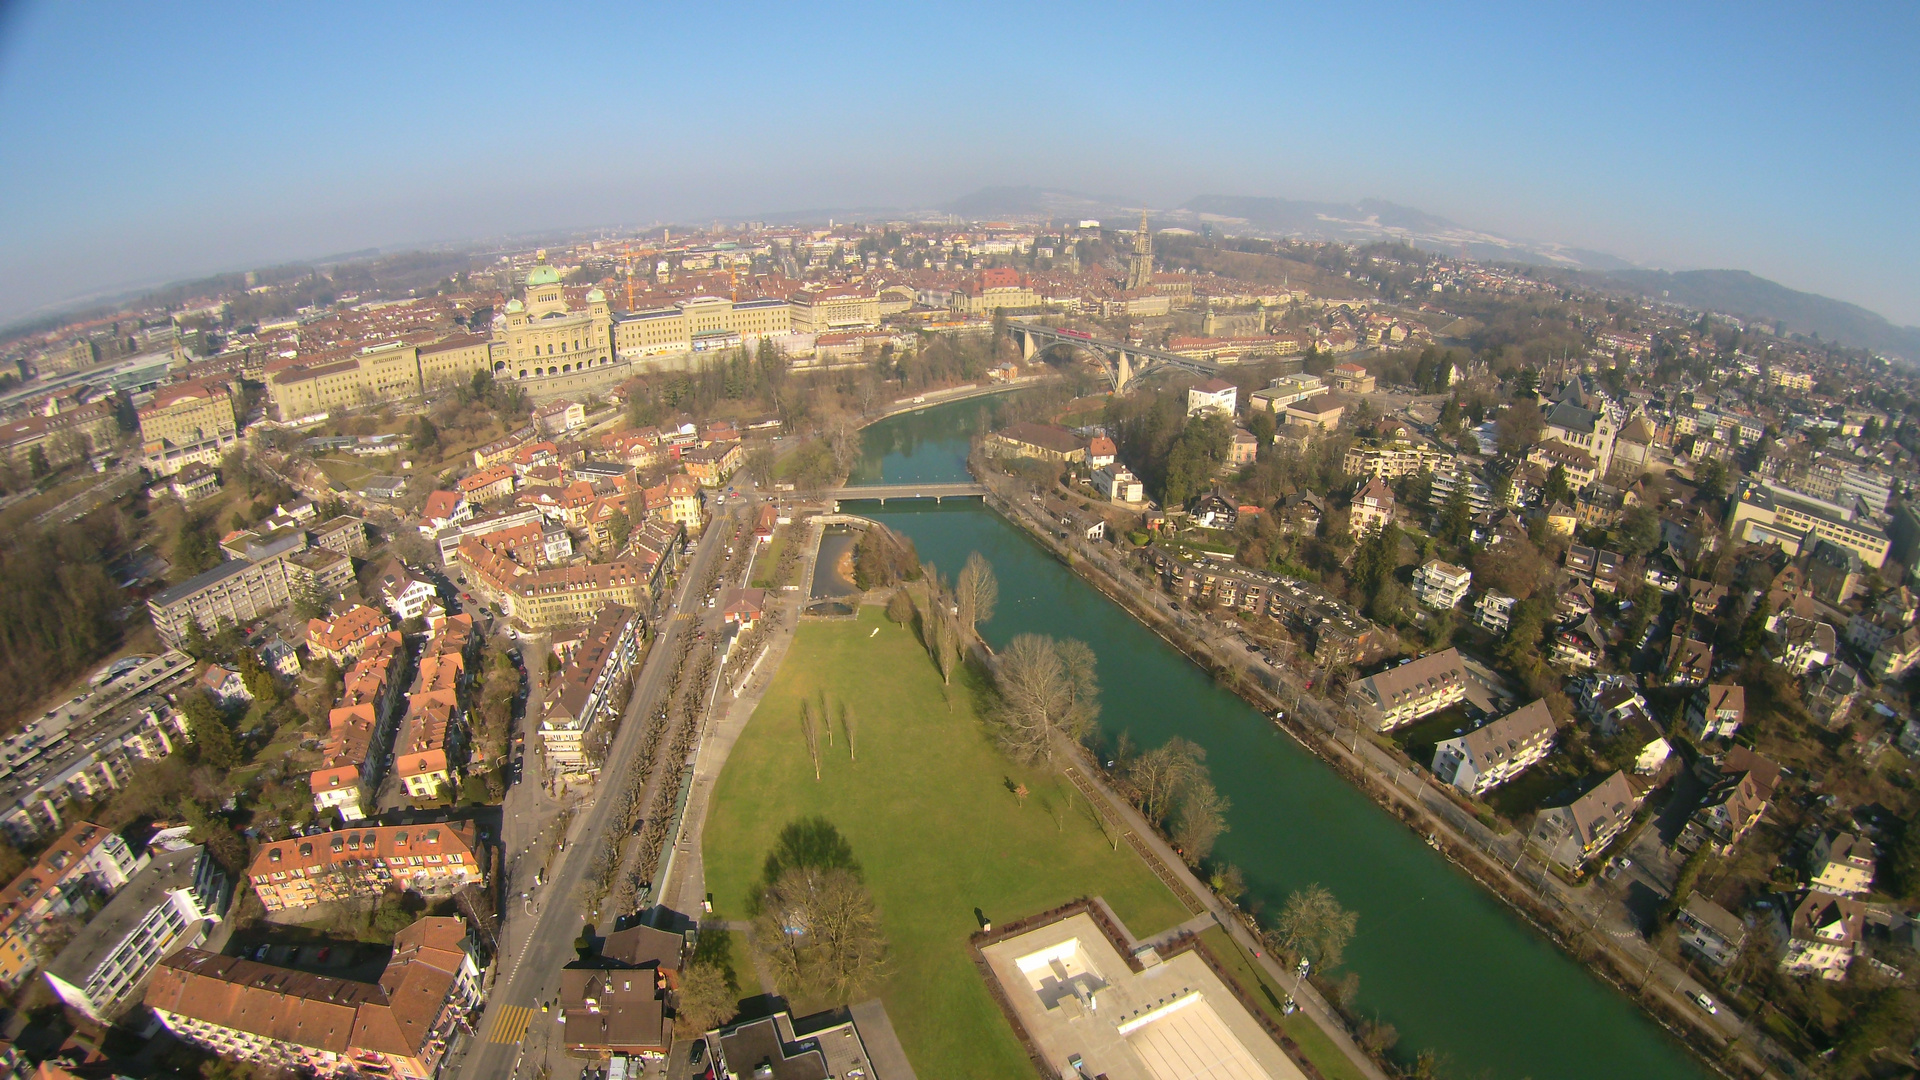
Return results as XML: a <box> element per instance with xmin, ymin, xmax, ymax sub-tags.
<box><xmin>702</xmin><ymin>606</ymin><xmax>1192</xmax><ymax>1079</ymax></box>
<box><xmin>1198</xmin><ymin>927</ymin><xmax>1370</xmax><ymax>1080</ymax></box>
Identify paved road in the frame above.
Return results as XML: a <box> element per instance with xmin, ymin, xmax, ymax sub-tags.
<box><xmin>457</xmin><ymin>501</ymin><xmax>740</xmax><ymax>1080</ymax></box>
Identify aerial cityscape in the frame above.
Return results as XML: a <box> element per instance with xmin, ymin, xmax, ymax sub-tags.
<box><xmin>0</xmin><ymin>5</ymin><xmax>1914</xmax><ymax>1080</ymax></box>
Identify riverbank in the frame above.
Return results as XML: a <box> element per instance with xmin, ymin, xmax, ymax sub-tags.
<box><xmin>968</xmin><ymin>476</ymin><xmax>1774</xmax><ymax>1080</ymax></box>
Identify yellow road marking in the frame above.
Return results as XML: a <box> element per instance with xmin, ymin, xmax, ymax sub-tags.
<box><xmin>487</xmin><ymin>1005</ymin><xmax>535</xmax><ymax>1043</ymax></box>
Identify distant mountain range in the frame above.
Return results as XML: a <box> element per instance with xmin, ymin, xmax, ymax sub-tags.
<box><xmin>934</xmin><ymin>186</ymin><xmax>1920</xmax><ymax>361</ymax></box>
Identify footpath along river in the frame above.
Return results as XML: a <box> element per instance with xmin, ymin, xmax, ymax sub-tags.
<box><xmin>842</xmin><ymin>398</ymin><xmax>1708</xmax><ymax>1080</ymax></box>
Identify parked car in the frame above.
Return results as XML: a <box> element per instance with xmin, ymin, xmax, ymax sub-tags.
<box><xmin>1691</xmin><ymin>991</ymin><xmax>1717</xmax><ymax>1015</ymax></box>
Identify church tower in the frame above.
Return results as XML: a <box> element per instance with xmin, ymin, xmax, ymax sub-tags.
<box><xmin>1127</xmin><ymin>211</ymin><xmax>1154</xmax><ymax>291</ymax></box>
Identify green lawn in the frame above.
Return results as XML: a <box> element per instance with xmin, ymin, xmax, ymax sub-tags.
<box><xmin>316</xmin><ymin>457</ymin><xmax>372</xmax><ymax>489</ymax></box>
<box><xmin>1199</xmin><ymin>927</ymin><xmax>1370</xmax><ymax>1080</ymax></box>
<box><xmin>703</xmin><ymin>606</ymin><xmax>1191</xmax><ymax>1079</ymax></box>
<box><xmin>749</xmin><ymin>530</ymin><xmax>788</xmax><ymax>589</ymax></box>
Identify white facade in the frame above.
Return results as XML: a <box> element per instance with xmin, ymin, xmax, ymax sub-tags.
<box><xmin>1413</xmin><ymin>560</ymin><xmax>1471</xmax><ymax>609</ymax></box>
<box><xmin>1093</xmin><ymin>465</ymin><xmax>1144</xmax><ymax>504</ymax></box>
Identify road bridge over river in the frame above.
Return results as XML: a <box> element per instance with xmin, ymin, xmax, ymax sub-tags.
<box><xmin>828</xmin><ymin>481</ymin><xmax>987</xmax><ymax>505</ymax></box>
<box><xmin>1006</xmin><ymin>320</ymin><xmax>1222</xmax><ymax>391</ymax></box>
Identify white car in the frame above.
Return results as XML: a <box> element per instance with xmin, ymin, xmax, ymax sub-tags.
<box><xmin>1691</xmin><ymin>991</ymin><xmax>1717</xmax><ymax>1015</ymax></box>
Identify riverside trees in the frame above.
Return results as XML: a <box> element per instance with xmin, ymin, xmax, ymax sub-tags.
<box><xmin>989</xmin><ymin>633</ymin><xmax>1099</xmax><ymax>764</ymax></box>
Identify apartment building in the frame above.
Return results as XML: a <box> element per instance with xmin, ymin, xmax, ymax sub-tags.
<box><xmin>1349</xmin><ymin>648</ymin><xmax>1467</xmax><ymax>731</ymax></box>
<box><xmin>1413</xmin><ymin>560</ymin><xmax>1471</xmax><ymax>609</ymax></box>
<box><xmin>982</xmin><ymin>422</ymin><xmax>1087</xmax><ymax>464</ymax></box>
<box><xmin>146</xmin><ymin>916</ymin><xmax>481</xmax><ymax>1080</ymax></box>
<box><xmin>306</xmin><ymin>604</ymin><xmax>392</xmax><ymax>666</ymax></box>
<box><xmin>395</xmin><ymin>618</ymin><xmax>473</xmax><ymax>802</ymax></box>
<box><xmin>1808</xmin><ymin>832</ymin><xmax>1876</xmax><ymax>897</ymax></box>
<box><xmin>1186</xmin><ymin>379</ymin><xmax>1238</xmax><ymax>418</ymax></box>
<box><xmin>0</xmin><ymin>397</ymin><xmax>118</xmax><ymax>467</ymax></box>
<box><xmin>311</xmin><ymin>515</ymin><xmax>370</xmax><ymax>558</ymax></box>
<box><xmin>1780</xmin><ymin>891</ymin><xmax>1863</xmax><ymax>980</ymax></box>
<box><xmin>43</xmin><ymin>846</ymin><xmax>228</xmax><ymax>1022</ymax></box>
<box><xmin>1343</xmin><ymin>442</ymin><xmax>1448</xmax><ymax>481</ymax></box>
<box><xmin>1093</xmin><ymin>464</ymin><xmax>1144</xmax><ymax>503</ymax></box>
<box><xmin>683</xmin><ymin>441</ymin><xmax>743</xmax><ymax>487</ymax></box>
<box><xmin>1675</xmin><ymin>893</ymin><xmax>1747</xmax><ymax>969</ymax></box>
<box><xmin>1678</xmin><ymin>748</ymin><xmax>1781</xmax><ymax>855</ymax></box>
<box><xmin>1432</xmin><ymin>699</ymin><xmax>1555</xmax><ymax>796</ymax></box>
<box><xmin>0</xmin><ymin>821</ymin><xmax>144</xmax><ymax>987</ymax></box>
<box><xmin>137</xmin><ymin>381</ymin><xmax>238</xmax><ymax>452</ymax></box>
<box><xmin>1688</xmin><ymin>684</ymin><xmax>1745</xmax><ymax>741</ymax></box>
<box><xmin>247</xmin><ymin>822</ymin><xmax>484</xmax><ymax>914</ymax></box>
<box><xmin>540</xmin><ymin>607</ymin><xmax>643</xmax><ymax>774</ymax></box>
<box><xmin>146</xmin><ymin>545</ymin><xmax>299</xmax><ymax>648</ymax></box>
<box><xmin>457</xmin><ymin>526</ymin><xmax>646</xmax><ymax>632</ymax></box>
<box><xmin>0</xmin><ymin>680</ymin><xmax>194</xmax><ymax>844</ymax></box>
<box><xmin>1530</xmin><ymin>771</ymin><xmax>1638</xmax><ymax>871</ymax></box>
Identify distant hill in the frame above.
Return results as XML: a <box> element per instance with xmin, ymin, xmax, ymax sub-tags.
<box><xmin>1600</xmin><ymin>268</ymin><xmax>1920</xmax><ymax>361</ymax></box>
<box><xmin>938</xmin><ymin>186</ymin><xmax>1130</xmax><ymax>220</ymax></box>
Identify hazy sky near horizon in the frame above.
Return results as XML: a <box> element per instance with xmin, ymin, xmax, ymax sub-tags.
<box><xmin>0</xmin><ymin>1</ymin><xmax>1914</xmax><ymax>325</ymax></box>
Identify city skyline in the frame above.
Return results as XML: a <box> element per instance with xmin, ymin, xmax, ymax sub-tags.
<box><xmin>0</xmin><ymin>1</ymin><xmax>1914</xmax><ymax>326</ymax></box>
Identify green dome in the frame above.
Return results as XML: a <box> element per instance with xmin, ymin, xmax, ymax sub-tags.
<box><xmin>527</xmin><ymin>264</ymin><xmax>560</xmax><ymax>286</ymax></box>
<box><xmin>586</xmin><ymin>288</ymin><xmax>605</xmax><ymax>303</ymax></box>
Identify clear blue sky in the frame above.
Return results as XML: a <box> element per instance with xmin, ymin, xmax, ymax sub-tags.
<box><xmin>0</xmin><ymin>1</ymin><xmax>1914</xmax><ymax>325</ymax></box>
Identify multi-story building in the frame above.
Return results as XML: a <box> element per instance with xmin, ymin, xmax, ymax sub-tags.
<box><xmin>1474</xmin><ymin>590</ymin><xmax>1517</xmax><ymax>634</ymax></box>
<box><xmin>1412</xmin><ymin>560</ymin><xmax>1471</xmax><ymax>609</ymax></box>
<box><xmin>682</xmin><ymin>441</ymin><xmax>742</xmax><ymax>487</ymax></box>
<box><xmin>0</xmin><ymin>669</ymin><xmax>194</xmax><ymax>843</ymax></box>
<box><xmin>246</xmin><ymin>822</ymin><xmax>484</xmax><ymax>914</ymax></box>
<box><xmin>1349</xmin><ymin>477</ymin><xmax>1395</xmax><ymax>536</ymax></box>
<box><xmin>0</xmin><ymin>397</ymin><xmax>119</xmax><ymax>468</ymax></box>
<box><xmin>1186</xmin><ymin>379</ymin><xmax>1238</xmax><ymax>418</ymax></box>
<box><xmin>1687</xmin><ymin>684</ymin><xmax>1745</xmax><ymax>741</ymax></box>
<box><xmin>540</xmin><ymin>607</ymin><xmax>643</xmax><ymax>775</ymax></box>
<box><xmin>614</xmin><ymin>296</ymin><xmax>793</xmax><ymax>359</ymax></box>
<box><xmin>1541</xmin><ymin>380</ymin><xmax>1618</xmax><ymax>478</ymax></box>
<box><xmin>42</xmin><ymin>845</ymin><xmax>228</xmax><ymax>1022</ymax></box>
<box><xmin>147</xmin><ymin>545</ymin><xmax>302</xmax><ymax>648</ymax></box>
<box><xmin>981</xmin><ymin>422</ymin><xmax>1087</xmax><ymax>464</ymax></box>
<box><xmin>311</xmin><ymin>515</ymin><xmax>370</xmax><ymax>558</ymax></box>
<box><xmin>1780</xmin><ymin>891</ymin><xmax>1863</xmax><ymax>981</ymax></box>
<box><xmin>1808</xmin><ymin>832</ymin><xmax>1876</xmax><ymax>897</ymax></box>
<box><xmin>788</xmin><ymin>285</ymin><xmax>880</xmax><ymax>333</ymax></box>
<box><xmin>1675</xmin><ymin>893</ymin><xmax>1747</xmax><ymax>969</ymax></box>
<box><xmin>268</xmin><ymin>337</ymin><xmax>492</xmax><ymax>421</ymax></box>
<box><xmin>395</xmin><ymin>618</ymin><xmax>473</xmax><ymax>802</ymax></box>
<box><xmin>950</xmin><ymin>268</ymin><xmax>1040</xmax><ymax>315</ymax></box>
<box><xmin>1329</xmin><ymin>362</ymin><xmax>1375</xmax><ymax>393</ymax></box>
<box><xmin>146</xmin><ymin>916</ymin><xmax>482</xmax><ymax>1080</ymax></box>
<box><xmin>456</xmin><ymin>525</ymin><xmax>646</xmax><ymax>632</ymax></box>
<box><xmin>137</xmin><ymin>381</ymin><xmax>238</xmax><ymax>455</ymax></box>
<box><xmin>1349</xmin><ymin>648</ymin><xmax>1466</xmax><ymax>731</ymax></box>
<box><xmin>497</xmin><ymin>265</ymin><xmax>613</xmax><ymax>378</ymax></box>
<box><xmin>0</xmin><ymin>821</ymin><xmax>144</xmax><ymax>988</ymax></box>
<box><xmin>1343</xmin><ymin>442</ymin><xmax>1448</xmax><ymax>481</ymax></box>
<box><xmin>1677</xmin><ymin>747</ymin><xmax>1781</xmax><ymax>855</ymax></box>
<box><xmin>1432</xmin><ymin>699</ymin><xmax>1555</xmax><ymax>796</ymax></box>
<box><xmin>309</xmin><ymin>633</ymin><xmax>406</xmax><ymax>823</ymax></box>
<box><xmin>305</xmin><ymin>605</ymin><xmax>392</xmax><ymax>666</ymax></box>
<box><xmin>1093</xmin><ymin>465</ymin><xmax>1144</xmax><ymax>503</ymax></box>
<box><xmin>1730</xmin><ymin>480</ymin><xmax>1890</xmax><ymax>569</ymax></box>
<box><xmin>1530</xmin><ymin>771</ymin><xmax>1638</xmax><ymax>871</ymax></box>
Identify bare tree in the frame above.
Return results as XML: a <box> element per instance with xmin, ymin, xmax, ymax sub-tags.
<box><xmin>989</xmin><ymin>634</ymin><xmax>1099</xmax><ymax>763</ymax></box>
<box><xmin>800</xmin><ymin>702</ymin><xmax>821</xmax><ymax>781</ymax></box>
<box><xmin>1269</xmin><ymin>882</ymin><xmax>1358</xmax><ymax>969</ymax></box>
<box><xmin>752</xmin><ymin>866</ymin><xmax>888</xmax><ymax>1003</ymax></box>
<box><xmin>1126</xmin><ymin>737</ymin><xmax>1206</xmax><ymax>821</ymax></box>
<box><xmin>955</xmin><ymin>552</ymin><xmax>998</xmax><ymax>639</ymax></box>
<box><xmin>1170</xmin><ymin>777</ymin><xmax>1229</xmax><ymax>864</ymax></box>
<box><xmin>842</xmin><ymin>703</ymin><xmax>857</xmax><ymax>762</ymax></box>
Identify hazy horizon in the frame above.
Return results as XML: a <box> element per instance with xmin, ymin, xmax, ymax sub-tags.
<box><xmin>1</xmin><ymin>2</ymin><xmax>1914</xmax><ymax>327</ymax></box>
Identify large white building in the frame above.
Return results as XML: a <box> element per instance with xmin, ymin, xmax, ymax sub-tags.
<box><xmin>1432</xmin><ymin>699</ymin><xmax>1555</xmax><ymax>796</ymax></box>
<box><xmin>1412</xmin><ymin>560</ymin><xmax>1471</xmax><ymax>610</ymax></box>
<box><xmin>43</xmin><ymin>846</ymin><xmax>228</xmax><ymax>1022</ymax></box>
<box><xmin>1349</xmin><ymin>648</ymin><xmax>1466</xmax><ymax>732</ymax></box>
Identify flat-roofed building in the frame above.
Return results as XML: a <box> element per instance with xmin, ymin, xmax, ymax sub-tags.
<box><xmin>1186</xmin><ymin>378</ymin><xmax>1238</xmax><ymax>418</ymax></box>
<box><xmin>43</xmin><ymin>845</ymin><xmax>228</xmax><ymax>1022</ymax></box>
<box><xmin>138</xmin><ymin>381</ymin><xmax>238</xmax><ymax>453</ymax></box>
<box><xmin>789</xmin><ymin>285</ymin><xmax>880</xmax><ymax>333</ymax></box>
<box><xmin>1808</xmin><ymin>832</ymin><xmax>1876</xmax><ymax>897</ymax></box>
<box><xmin>147</xmin><ymin>548</ymin><xmax>300</xmax><ymax>649</ymax></box>
<box><xmin>1349</xmin><ymin>648</ymin><xmax>1466</xmax><ymax>731</ymax></box>
<box><xmin>1412</xmin><ymin>560</ymin><xmax>1470</xmax><ymax>609</ymax></box>
<box><xmin>0</xmin><ymin>820</ymin><xmax>144</xmax><ymax>988</ymax></box>
<box><xmin>1730</xmin><ymin>480</ymin><xmax>1890</xmax><ymax>569</ymax></box>
<box><xmin>1675</xmin><ymin>893</ymin><xmax>1746</xmax><ymax>969</ymax></box>
<box><xmin>146</xmin><ymin>916</ymin><xmax>481</xmax><ymax>1080</ymax></box>
<box><xmin>1432</xmin><ymin>699</ymin><xmax>1555</xmax><ymax>796</ymax></box>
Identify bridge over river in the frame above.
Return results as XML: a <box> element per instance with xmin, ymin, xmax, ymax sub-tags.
<box><xmin>828</xmin><ymin>481</ymin><xmax>987</xmax><ymax>505</ymax></box>
<box><xmin>1007</xmin><ymin>320</ymin><xmax>1222</xmax><ymax>391</ymax></box>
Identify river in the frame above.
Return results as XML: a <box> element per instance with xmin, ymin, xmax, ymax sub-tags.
<box><xmin>843</xmin><ymin>398</ymin><xmax>1707</xmax><ymax>1080</ymax></box>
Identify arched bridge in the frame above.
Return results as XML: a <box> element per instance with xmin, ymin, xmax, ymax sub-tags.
<box><xmin>1006</xmin><ymin>321</ymin><xmax>1222</xmax><ymax>391</ymax></box>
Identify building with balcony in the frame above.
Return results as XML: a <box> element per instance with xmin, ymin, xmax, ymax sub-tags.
<box><xmin>43</xmin><ymin>845</ymin><xmax>228</xmax><ymax>1022</ymax></box>
<box><xmin>1349</xmin><ymin>648</ymin><xmax>1466</xmax><ymax>732</ymax></box>
<box><xmin>1432</xmin><ymin>699</ymin><xmax>1555</xmax><ymax>796</ymax></box>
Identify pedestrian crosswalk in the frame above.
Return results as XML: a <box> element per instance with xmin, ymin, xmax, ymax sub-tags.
<box><xmin>487</xmin><ymin>1005</ymin><xmax>536</xmax><ymax>1043</ymax></box>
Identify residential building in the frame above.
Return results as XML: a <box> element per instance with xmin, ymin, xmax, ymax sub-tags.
<box><xmin>1664</xmin><ymin>637</ymin><xmax>1713</xmax><ymax>685</ymax></box>
<box><xmin>168</xmin><ymin>462</ymin><xmax>221</xmax><ymax>500</ymax></box>
<box><xmin>981</xmin><ymin>422</ymin><xmax>1086</xmax><ymax>464</ymax></box>
<box><xmin>1675</xmin><ymin>893</ymin><xmax>1747</xmax><ymax>969</ymax></box>
<box><xmin>1186</xmin><ymin>378</ymin><xmax>1238</xmax><ymax>418</ymax></box>
<box><xmin>1092</xmin><ymin>465</ymin><xmax>1144</xmax><ymax>503</ymax></box>
<box><xmin>1871</xmin><ymin>626</ymin><xmax>1920</xmax><ymax>680</ymax></box>
<box><xmin>1474</xmin><ymin>590</ymin><xmax>1518</xmax><ymax>634</ymax></box>
<box><xmin>1550</xmin><ymin>614</ymin><xmax>1607</xmax><ymax>669</ymax></box>
<box><xmin>286</xmin><ymin>548</ymin><xmax>354</xmax><ymax>598</ymax></box>
<box><xmin>147</xmin><ymin>546</ymin><xmax>300</xmax><ymax>648</ymax></box>
<box><xmin>0</xmin><ymin>396</ymin><xmax>118</xmax><ymax>468</ymax></box>
<box><xmin>1677</xmin><ymin>747</ymin><xmax>1781</xmax><ymax>855</ymax></box>
<box><xmin>1766</xmin><ymin>612</ymin><xmax>1835</xmax><ymax>674</ymax></box>
<box><xmin>1432</xmin><ymin>699</ymin><xmax>1555</xmax><ymax>796</ymax></box>
<box><xmin>0</xmin><ymin>821</ymin><xmax>144</xmax><ymax>988</ymax></box>
<box><xmin>1343</xmin><ymin>442</ymin><xmax>1448</xmax><ymax>481</ymax></box>
<box><xmin>146</xmin><ymin>916</ymin><xmax>482</xmax><ymax>1080</ymax></box>
<box><xmin>683</xmin><ymin>441</ymin><xmax>743</xmax><ymax>486</ymax></box>
<box><xmin>533</xmin><ymin>399</ymin><xmax>588</xmax><ymax>435</ymax></box>
<box><xmin>1805</xmin><ymin>662</ymin><xmax>1861</xmax><ymax>730</ymax></box>
<box><xmin>305</xmin><ymin>605</ymin><xmax>392</xmax><ymax>666</ymax></box>
<box><xmin>1586</xmin><ymin>687</ymin><xmax>1669</xmax><ymax>774</ymax></box>
<box><xmin>559</xmin><ymin>924</ymin><xmax>684</xmax><ymax>1060</ymax></box>
<box><xmin>311</xmin><ymin>515</ymin><xmax>369</xmax><ymax>558</ymax></box>
<box><xmin>246</xmin><ymin>822</ymin><xmax>484</xmax><ymax>913</ymax></box>
<box><xmin>456</xmin><ymin>528</ymin><xmax>646</xmax><ymax>632</ymax></box>
<box><xmin>458</xmin><ymin>463</ymin><xmax>517</xmax><ymax>505</ymax></box>
<box><xmin>1531</xmin><ymin>771</ymin><xmax>1638</xmax><ymax>871</ymax></box>
<box><xmin>1808</xmin><ymin>833</ymin><xmax>1876</xmax><ymax>897</ymax></box>
<box><xmin>418</xmin><ymin>490</ymin><xmax>472</xmax><ymax>536</ymax></box>
<box><xmin>1412</xmin><ymin>560</ymin><xmax>1471</xmax><ymax>609</ymax></box>
<box><xmin>1349</xmin><ymin>648</ymin><xmax>1466</xmax><ymax>732</ymax></box>
<box><xmin>1349</xmin><ymin>477</ymin><xmax>1395</xmax><ymax>536</ymax></box>
<box><xmin>0</xmin><ymin>683</ymin><xmax>194</xmax><ymax>844</ymax></box>
<box><xmin>539</xmin><ymin>608</ymin><xmax>642</xmax><ymax>776</ymax></box>
<box><xmin>1780</xmin><ymin>891</ymin><xmax>1863</xmax><ymax>981</ymax></box>
<box><xmin>1688</xmin><ymin>684</ymin><xmax>1745</xmax><ymax>741</ymax></box>
<box><xmin>709</xmin><ymin>1007</ymin><xmax>903</xmax><ymax>1080</ymax></box>
<box><xmin>43</xmin><ymin>846</ymin><xmax>228</xmax><ymax>1023</ymax></box>
<box><xmin>394</xmin><ymin>619</ymin><xmax>472</xmax><ymax>802</ymax></box>
<box><xmin>374</xmin><ymin>562</ymin><xmax>444</xmax><ymax>625</ymax></box>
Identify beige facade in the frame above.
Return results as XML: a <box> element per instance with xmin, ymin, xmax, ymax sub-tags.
<box><xmin>789</xmin><ymin>286</ymin><xmax>880</xmax><ymax>332</ymax></box>
<box><xmin>613</xmin><ymin>296</ymin><xmax>792</xmax><ymax>360</ymax></box>
<box><xmin>148</xmin><ymin>552</ymin><xmax>298</xmax><ymax>647</ymax></box>
<box><xmin>498</xmin><ymin>265</ymin><xmax>614</xmax><ymax>378</ymax></box>
<box><xmin>138</xmin><ymin>383</ymin><xmax>238</xmax><ymax>450</ymax></box>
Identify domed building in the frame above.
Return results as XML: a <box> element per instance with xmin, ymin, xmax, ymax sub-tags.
<box><xmin>496</xmin><ymin>259</ymin><xmax>614</xmax><ymax>379</ymax></box>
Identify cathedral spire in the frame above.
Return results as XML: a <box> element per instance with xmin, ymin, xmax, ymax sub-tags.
<box><xmin>1128</xmin><ymin>210</ymin><xmax>1154</xmax><ymax>291</ymax></box>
